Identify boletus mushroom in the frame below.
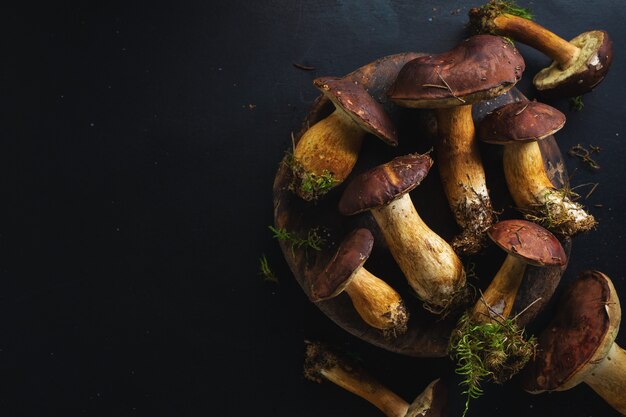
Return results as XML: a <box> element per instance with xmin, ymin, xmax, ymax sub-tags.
<box><xmin>450</xmin><ymin>219</ymin><xmax>566</xmax><ymax>415</ymax></box>
<box><xmin>304</xmin><ymin>341</ymin><xmax>447</xmax><ymax>417</ymax></box>
<box><xmin>310</xmin><ymin>228</ymin><xmax>409</xmax><ymax>336</ymax></box>
<box><xmin>339</xmin><ymin>153</ymin><xmax>466</xmax><ymax>314</ymax></box>
<box><xmin>292</xmin><ymin>76</ymin><xmax>397</xmax><ymax>201</ymax></box>
<box><xmin>469</xmin><ymin>1</ymin><xmax>613</xmax><ymax>98</ymax></box>
<box><xmin>521</xmin><ymin>270</ymin><xmax>626</xmax><ymax>415</ymax></box>
<box><xmin>477</xmin><ymin>100</ymin><xmax>596</xmax><ymax>236</ymax></box>
<box><xmin>388</xmin><ymin>34</ymin><xmax>525</xmax><ymax>255</ymax></box>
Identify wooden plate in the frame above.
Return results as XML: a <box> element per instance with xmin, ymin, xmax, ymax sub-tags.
<box><xmin>273</xmin><ymin>52</ymin><xmax>571</xmax><ymax>357</ymax></box>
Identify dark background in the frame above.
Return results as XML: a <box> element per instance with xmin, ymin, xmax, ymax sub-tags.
<box><xmin>3</xmin><ymin>1</ymin><xmax>625</xmax><ymax>416</ymax></box>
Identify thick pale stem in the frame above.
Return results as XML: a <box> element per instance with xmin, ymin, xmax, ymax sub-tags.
<box><xmin>371</xmin><ymin>193</ymin><xmax>465</xmax><ymax>311</ymax></box>
<box><xmin>493</xmin><ymin>14</ymin><xmax>580</xmax><ymax>68</ymax></box>
<box><xmin>472</xmin><ymin>254</ymin><xmax>526</xmax><ymax>323</ymax></box>
<box><xmin>585</xmin><ymin>343</ymin><xmax>626</xmax><ymax>415</ymax></box>
<box><xmin>503</xmin><ymin>141</ymin><xmax>595</xmax><ymax>235</ymax></box>
<box><xmin>294</xmin><ymin>108</ymin><xmax>364</xmax><ymax>183</ymax></box>
<box><xmin>345</xmin><ymin>267</ymin><xmax>407</xmax><ymax>332</ymax></box>
<box><xmin>436</xmin><ymin>105</ymin><xmax>493</xmax><ymax>254</ymax></box>
<box><xmin>319</xmin><ymin>363</ymin><xmax>409</xmax><ymax>417</ymax></box>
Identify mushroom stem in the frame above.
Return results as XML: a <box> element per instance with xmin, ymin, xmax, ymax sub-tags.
<box><xmin>304</xmin><ymin>342</ymin><xmax>409</xmax><ymax>417</ymax></box>
<box><xmin>584</xmin><ymin>342</ymin><xmax>626</xmax><ymax>415</ymax></box>
<box><xmin>491</xmin><ymin>14</ymin><xmax>580</xmax><ymax>68</ymax></box>
<box><xmin>371</xmin><ymin>193</ymin><xmax>465</xmax><ymax>312</ymax></box>
<box><xmin>503</xmin><ymin>141</ymin><xmax>596</xmax><ymax>235</ymax></box>
<box><xmin>436</xmin><ymin>105</ymin><xmax>493</xmax><ymax>254</ymax></box>
<box><xmin>294</xmin><ymin>108</ymin><xmax>364</xmax><ymax>185</ymax></box>
<box><xmin>472</xmin><ymin>254</ymin><xmax>526</xmax><ymax>322</ymax></box>
<box><xmin>346</xmin><ymin>267</ymin><xmax>408</xmax><ymax>333</ymax></box>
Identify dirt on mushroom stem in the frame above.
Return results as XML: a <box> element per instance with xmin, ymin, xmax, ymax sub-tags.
<box><xmin>450</xmin><ymin>193</ymin><xmax>495</xmax><ymax>255</ymax></box>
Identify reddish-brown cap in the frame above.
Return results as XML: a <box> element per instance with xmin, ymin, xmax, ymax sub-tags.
<box><xmin>338</xmin><ymin>153</ymin><xmax>433</xmax><ymax>215</ymax></box>
<box><xmin>487</xmin><ymin>219</ymin><xmax>566</xmax><ymax>266</ymax></box>
<box><xmin>309</xmin><ymin>228</ymin><xmax>374</xmax><ymax>301</ymax></box>
<box><xmin>314</xmin><ymin>77</ymin><xmax>398</xmax><ymax>146</ymax></box>
<box><xmin>406</xmin><ymin>378</ymin><xmax>448</xmax><ymax>417</ymax></box>
<box><xmin>478</xmin><ymin>101</ymin><xmax>566</xmax><ymax>144</ymax></box>
<box><xmin>534</xmin><ymin>30</ymin><xmax>613</xmax><ymax>99</ymax></box>
<box><xmin>521</xmin><ymin>270</ymin><xmax>621</xmax><ymax>392</ymax></box>
<box><xmin>388</xmin><ymin>35</ymin><xmax>524</xmax><ymax>108</ymax></box>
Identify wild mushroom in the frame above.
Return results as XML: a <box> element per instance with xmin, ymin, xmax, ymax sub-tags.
<box><xmin>449</xmin><ymin>219</ymin><xmax>566</xmax><ymax>416</ymax></box>
<box><xmin>292</xmin><ymin>76</ymin><xmax>397</xmax><ymax>201</ymax></box>
<box><xmin>310</xmin><ymin>228</ymin><xmax>409</xmax><ymax>336</ymax></box>
<box><xmin>388</xmin><ymin>34</ymin><xmax>525</xmax><ymax>255</ymax></box>
<box><xmin>521</xmin><ymin>270</ymin><xmax>626</xmax><ymax>415</ymax></box>
<box><xmin>338</xmin><ymin>153</ymin><xmax>466</xmax><ymax>314</ymax></box>
<box><xmin>469</xmin><ymin>1</ymin><xmax>613</xmax><ymax>98</ymax></box>
<box><xmin>304</xmin><ymin>340</ymin><xmax>447</xmax><ymax>417</ymax></box>
<box><xmin>477</xmin><ymin>100</ymin><xmax>596</xmax><ymax>236</ymax></box>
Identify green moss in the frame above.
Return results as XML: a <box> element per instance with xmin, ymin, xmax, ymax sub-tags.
<box><xmin>258</xmin><ymin>254</ymin><xmax>278</xmax><ymax>283</ymax></box>
<box><xmin>284</xmin><ymin>152</ymin><xmax>338</xmax><ymax>201</ymax></box>
<box><xmin>569</xmin><ymin>95</ymin><xmax>584</xmax><ymax>111</ymax></box>
<box><xmin>269</xmin><ymin>225</ymin><xmax>326</xmax><ymax>257</ymax></box>
<box><xmin>449</xmin><ymin>313</ymin><xmax>537</xmax><ymax>417</ymax></box>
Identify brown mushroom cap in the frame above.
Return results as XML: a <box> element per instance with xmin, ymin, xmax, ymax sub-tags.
<box><xmin>388</xmin><ymin>34</ymin><xmax>525</xmax><ymax>108</ymax></box>
<box><xmin>478</xmin><ymin>101</ymin><xmax>566</xmax><ymax>144</ymax></box>
<box><xmin>405</xmin><ymin>378</ymin><xmax>447</xmax><ymax>417</ymax></box>
<box><xmin>487</xmin><ymin>219</ymin><xmax>566</xmax><ymax>267</ymax></box>
<box><xmin>314</xmin><ymin>77</ymin><xmax>398</xmax><ymax>146</ymax></box>
<box><xmin>310</xmin><ymin>228</ymin><xmax>374</xmax><ymax>301</ymax></box>
<box><xmin>534</xmin><ymin>30</ymin><xmax>613</xmax><ymax>98</ymax></box>
<box><xmin>338</xmin><ymin>153</ymin><xmax>433</xmax><ymax>216</ymax></box>
<box><xmin>521</xmin><ymin>270</ymin><xmax>621</xmax><ymax>392</ymax></box>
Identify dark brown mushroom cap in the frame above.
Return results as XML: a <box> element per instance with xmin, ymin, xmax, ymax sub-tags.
<box><xmin>388</xmin><ymin>34</ymin><xmax>525</xmax><ymax>108</ymax></box>
<box><xmin>487</xmin><ymin>219</ymin><xmax>566</xmax><ymax>267</ymax></box>
<box><xmin>478</xmin><ymin>101</ymin><xmax>566</xmax><ymax>144</ymax></box>
<box><xmin>521</xmin><ymin>270</ymin><xmax>620</xmax><ymax>392</ymax></box>
<box><xmin>405</xmin><ymin>378</ymin><xmax>447</xmax><ymax>417</ymax></box>
<box><xmin>338</xmin><ymin>153</ymin><xmax>433</xmax><ymax>215</ymax></box>
<box><xmin>534</xmin><ymin>30</ymin><xmax>613</xmax><ymax>99</ymax></box>
<box><xmin>313</xmin><ymin>77</ymin><xmax>398</xmax><ymax>146</ymax></box>
<box><xmin>309</xmin><ymin>228</ymin><xmax>374</xmax><ymax>301</ymax></box>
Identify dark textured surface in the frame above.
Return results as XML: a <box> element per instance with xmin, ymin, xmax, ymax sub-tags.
<box><xmin>3</xmin><ymin>1</ymin><xmax>626</xmax><ymax>417</ymax></box>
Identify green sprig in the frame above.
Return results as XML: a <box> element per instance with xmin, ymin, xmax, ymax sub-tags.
<box><xmin>258</xmin><ymin>254</ymin><xmax>278</xmax><ymax>283</ymax></box>
<box><xmin>269</xmin><ymin>225</ymin><xmax>326</xmax><ymax>257</ymax></box>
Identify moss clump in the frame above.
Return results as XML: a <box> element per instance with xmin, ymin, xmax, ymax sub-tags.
<box><xmin>449</xmin><ymin>312</ymin><xmax>537</xmax><ymax>417</ymax></box>
<box><xmin>284</xmin><ymin>152</ymin><xmax>338</xmax><ymax>201</ymax></box>
<box><xmin>469</xmin><ymin>1</ymin><xmax>533</xmax><ymax>34</ymax></box>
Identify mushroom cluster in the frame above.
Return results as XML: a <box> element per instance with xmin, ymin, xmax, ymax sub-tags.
<box><xmin>271</xmin><ymin>3</ymin><xmax>617</xmax><ymax>417</ymax></box>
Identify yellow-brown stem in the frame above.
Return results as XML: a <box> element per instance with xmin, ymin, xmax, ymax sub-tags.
<box><xmin>493</xmin><ymin>14</ymin><xmax>580</xmax><ymax>68</ymax></box>
<box><xmin>371</xmin><ymin>193</ymin><xmax>465</xmax><ymax>312</ymax></box>
<box><xmin>320</xmin><ymin>365</ymin><xmax>409</xmax><ymax>417</ymax></box>
<box><xmin>472</xmin><ymin>254</ymin><xmax>526</xmax><ymax>323</ymax></box>
<box><xmin>436</xmin><ymin>105</ymin><xmax>493</xmax><ymax>254</ymax></box>
<box><xmin>584</xmin><ymin>343</ymin><xmax>626</xmax><ymax>415</ymax></box>
<box><xmin>345</xmin><ymin>268</ymin><xmax>407</xmax><ymax>332</ymax></box>
<box><xmin>294</xmin><ymin>108</ymin><xmax>364</xmax><ymax>183</ymax></box>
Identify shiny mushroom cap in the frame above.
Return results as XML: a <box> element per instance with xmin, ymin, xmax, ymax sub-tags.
<box><xmin>388</xmin><ymin>34</ymin><xmax>525</xmax><ymax>108</ymax></box>
<box><xmin>534</xmin><ymin>30</ymin><xmax>613</xmax><ymax>98</ymax></box>
<box><xmin>521</xmin><ymin>270</ymin><xmax>621</xmax><ymax>392</ymax></box>
<box><xmin>309</xmin><ymin>228</ymin><xmax>374</xmax><ymax>301</ymax></box>
<box><xmin>314</xmin><ymin>77</ymin><xmax>398</xmax><ymax>146</ymax></box>
<box><xmin>487</xmin><ymin>219</ymin><xmax>566</xmax><ymax>267</ymax></box>
<box><xmin>405</xmin><ymin>378</ymin><xmax>448</xmax><ymax>417</ymax></box>
<box><xmin>478</xmin><ymin>101</ymin><xmax>566</xmax><ymax>144</ymax></box>
<box><xmin>338</xmin><ymin>153</ymin><xmax>433</xmax><ymax>215</ymax></box>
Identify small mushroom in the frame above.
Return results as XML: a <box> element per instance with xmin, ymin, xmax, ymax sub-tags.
<box><xmin>469</xmin><ymin>1</ymin><xmax>613</xmax><ymax>98</ymax></box>
<box><xmin>477</xmin><ymin>100</ymin><xmax>596</xmax><ymax>236</ymax></box>
<box><xmin>310</xmin><ymin>228</ymin><xmax>409</xmax><ymax>335</ymax></box>
<box><xmin>304</xmin><ymin>341</ymin><xmax>447</xmax><ymax>417</ymax></box>
<box><xmin>521</xmin><ymin>270</ymin><xmax>626</xmax><ymax>415</ymax></box>
<box><xmin>292</xmin><ymin>76</ymin><xmax>397</xmax><ymax>201</ymax></box>
<box><xmin>473</xmin><ymin>219</ymin><xmax>567</xmax><ymax>322</ymax></box>
<box><xmin>339</xmin><ymin>153</ymin><xmax>465</xmax><ymax>314</ymax></box>
<box><xmin>388</xmin><ymin>34</ymin><xmax>525</xmax><ymax>255</ymax></box>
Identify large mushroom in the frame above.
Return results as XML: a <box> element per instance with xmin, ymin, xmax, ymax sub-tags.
<box><xmin>477</xmin><ymin>100</ymin><xmax>596</xmax><ymax>236</ymax></box>
<box><xmin>339</xmin><ymin>153</ymin><xmax>466</xmax><ymax>314</ymax></box>
<box><xmin>310</xmin><ymin>228</ymin><xmax>409</xmax><ymax>336</ymax></box>
<box><xmin>469</xmin><ymin>1</ymin><xmax>613</xmax><ymax>98</ymax></box>
<box><xmin>521</xmin><ymin>270</ymin><xmax>626</xmax><ymax>415</ymax></box>
<box><xmin>388</xmin><ymin>34</ymin><xmax>525</xmax><ymax>255</ymax></box>
<box><xmin>292</xmin><ymin>76</ymin><xmax>397</xmax><ymax>201</ymax></box>
<box><xmin>304</xmin><ymin>341</ymin><xmax>447</xmax><ymax>417</ymax></box>
<box><xmin>450</xmin><ymin>219</ymin><xmax>566</xmax><ymax>415</ymax></box>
